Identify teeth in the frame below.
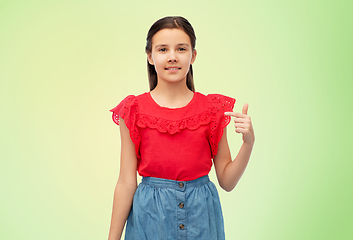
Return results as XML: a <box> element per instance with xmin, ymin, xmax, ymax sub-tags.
<box><xmin>168</xmin><ymin>68</ymin><xmax>179</xmax><ymax>70</ymax></box>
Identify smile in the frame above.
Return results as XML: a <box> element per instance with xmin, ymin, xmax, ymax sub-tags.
<box><xmin>165</xmin><ymin>67</ymin><xmax>181</xmax><ymax>70</ymax></box>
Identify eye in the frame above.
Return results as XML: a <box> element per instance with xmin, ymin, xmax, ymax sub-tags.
<box><xmin>178</xmin><ymin>47</ymin><xmax>186</xmax><ymax>51</ymax></box>
<box><xmin>159</xmin><ymin>48</ymin><xmax>167</xmax><ymax>52</ymax></box>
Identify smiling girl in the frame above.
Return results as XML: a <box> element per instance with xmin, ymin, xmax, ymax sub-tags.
<box><xmin>108</xmin><ymin>16</ymin><xmax>254</xmax><ymax>240</ymax></box>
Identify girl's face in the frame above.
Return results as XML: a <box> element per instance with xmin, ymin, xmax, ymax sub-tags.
<box><xmin>147</xmin><ymin>28</ymin><xmax>196</xmax><ymax>86</ymax></box>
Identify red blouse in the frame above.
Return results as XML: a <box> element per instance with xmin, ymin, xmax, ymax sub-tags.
<box><xmin>110</xmin><ymin>92</ymin><xmax>235</xmax><ymax>181</ymax></box>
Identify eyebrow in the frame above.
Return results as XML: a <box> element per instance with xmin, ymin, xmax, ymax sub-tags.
<box><xmin>154</xmin><ymin>43</ymin><xmax>190</xmax><ymax>49</ymax></box>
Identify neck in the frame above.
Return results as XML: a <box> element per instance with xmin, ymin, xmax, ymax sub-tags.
<box><xmin>150</xmin><ymin>79</ymin><xmax>194</xmax><ymax>108</ymax></box>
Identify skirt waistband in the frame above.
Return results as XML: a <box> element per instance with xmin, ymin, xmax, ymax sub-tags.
<box><xmin>141</xmin><ymin>175</ymin><xmax>210</xmax><ymax>191</ymax></box>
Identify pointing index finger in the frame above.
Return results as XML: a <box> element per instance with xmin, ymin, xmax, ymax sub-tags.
<box><xmin>224</xmin><ymin>112</ymin><xmax>244</xmax><ymax>117</ymax></box>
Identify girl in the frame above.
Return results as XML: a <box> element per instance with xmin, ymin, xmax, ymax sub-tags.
<box><xmin>108</xmin><ymin>16</ymin><xmax>254</xmax><ymax>240</ymax></box>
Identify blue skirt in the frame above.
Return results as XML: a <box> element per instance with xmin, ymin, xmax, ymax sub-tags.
<box><xmin>125</xmin><ymin>175</ymin><xmax>225</xmax><ymax>240</ymax></box>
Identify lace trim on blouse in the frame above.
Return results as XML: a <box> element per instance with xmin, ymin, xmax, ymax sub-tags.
<box><xmin>136</xmin><ymin>112</ymin><xmax>211</xmax><ymax>134</ymax></box>
<box><xmin>110</xmin><ymin>93</ymin><xmax>235</xmax><ymax>159</ymax></box>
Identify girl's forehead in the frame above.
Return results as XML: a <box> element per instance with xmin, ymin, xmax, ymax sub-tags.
<box><xmin>152</xmin><ymin>28</ymin><xmax>191</xmax><ymax>46</ymax></box>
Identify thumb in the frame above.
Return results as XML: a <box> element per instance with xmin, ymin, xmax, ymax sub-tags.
<box><xmin>242</xmin><ymin>103</ymin><xmax>249</xmax><ymax>115</ymax></box>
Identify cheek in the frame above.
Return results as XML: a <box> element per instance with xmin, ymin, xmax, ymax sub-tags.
<box><xmin>181</xmin><ymin>55</ymin><xmax>192</xmax><ymax>65</ymax></box>
<box><xmin>153</xmin><ymin>58</ymin><xmax>166</xmax><ymax>73</ymax></box>
<box><xmin>154</xmin><ymin>55</ymin><xmax>165</xmax><ymax>65</ymax></box>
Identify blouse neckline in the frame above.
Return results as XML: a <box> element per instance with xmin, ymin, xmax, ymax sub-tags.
<box><xmin>147</xmin><ymin>91</ymin><xmax>197</xmax><ymax>110</ymax></box>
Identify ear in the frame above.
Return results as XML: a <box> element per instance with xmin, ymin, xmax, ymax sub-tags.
<box><xmin>147</xmin><ymin>53</ymin><xmax>154</xmax><ymax>65</ymax></box>
<box><xmin>190</xmin><ymin>49</ymin><xmax>197</xmax><ymax>65</ymax></box>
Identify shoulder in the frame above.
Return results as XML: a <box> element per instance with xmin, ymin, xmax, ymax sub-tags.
<box><xmin>206</xmin><ymin>93</ymin><xmax>236</xmax><ymax>121</ymax></box>
<box><xmin>206</xmin><ymin>93</ymin><xmax>235</xmax><ymax>104</ymax></box>
<box><xmin>136</xmin><ymin>92</ymin><xmax>149</xmax><ymax>100</ymax></box>
<box><xmin>196</xmin><ymin>92</ymin><xmax>236</xmax><ymax>111</ymax></box>
<box><xmin>121</xmin><ymin>92</ymin><xmax>148</xmax><ymax>104</ymax></box>
<box><xmin>110</xmin><ymin>92</ymin><xmax>148</xmax><ymax>111</ymax></box>
<box><xmin>110</xmin><ymin>95</ymin><xmax>136</xmax><ymax>113</ymax></box>
<box><xmin>109</xmin><ymin>93</ymin><xmax>147</xmax><ymax>125</ymax></box>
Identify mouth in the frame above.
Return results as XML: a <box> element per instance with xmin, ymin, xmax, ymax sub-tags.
<box><xmin>165</xmin><ymin>67</ymin><xmax>181</xmax><ymax>70</ymax></box>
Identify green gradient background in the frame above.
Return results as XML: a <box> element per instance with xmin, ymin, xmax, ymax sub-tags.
<box><xmin>1</xmin><ymin>0</ymin><xmax>352</xmax><ymax>239</ymax></box>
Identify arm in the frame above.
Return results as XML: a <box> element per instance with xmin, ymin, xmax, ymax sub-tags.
<box><xmin>213</xmin><ymin>104</ymin><xmax>254</xmax><ymax>192</ymax></box>
<box><xmin>108</xmin><ymin>117</ymin><xmax>138</xmax><ymax>240</ymax></box>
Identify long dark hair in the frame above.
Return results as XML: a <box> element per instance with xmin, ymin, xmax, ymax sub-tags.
<box><xmin>145</xmin><ymin>16</ymin><xmax>196</xmax><ymax>91</ymax></box>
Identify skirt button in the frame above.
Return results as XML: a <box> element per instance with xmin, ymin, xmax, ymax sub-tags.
<box><xmin>179</xmin><ymin>182</ymin><xmax>184</xmax><ymax>188</ymax></box>
<box><xmin>179</xmin><ymin>202</ymin><xmax>184</xmax><ymax>208</ymax></box>
<box><xmin>179</xmin><ymin>224</ymin><xmax>185</xmax><ymax>230</ymax></box>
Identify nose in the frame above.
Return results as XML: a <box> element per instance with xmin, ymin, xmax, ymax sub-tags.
<box><xmin>168</xmin><ymin>52</ymin><xmax>178</xmax><ymax>63</ymax></box>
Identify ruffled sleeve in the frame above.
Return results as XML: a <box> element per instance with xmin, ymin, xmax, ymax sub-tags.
<box><xmin>110</xmin><ymin>95</ymin><xmax>141</xmax><ymax>158</ymax></box>
<box><xmin>207</xmin><ymin>94</ymin><xmax>236</xmax><ymax>159</ymax></box>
